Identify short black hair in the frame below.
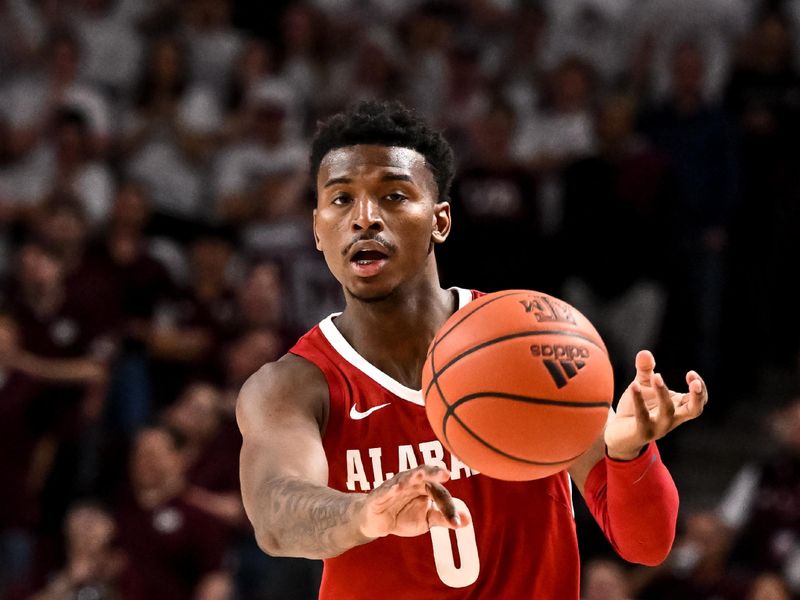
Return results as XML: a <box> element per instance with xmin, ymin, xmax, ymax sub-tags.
<box><xmin>310</xmin><ymin>100</ymin><xmax>455</xmax><ymax>202</ymax></box>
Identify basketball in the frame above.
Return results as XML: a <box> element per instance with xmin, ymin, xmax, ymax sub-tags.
<box><xmin>422</xmin><ymin>290</ymin><xmax>614</xmax><ymax>481</ymax></box>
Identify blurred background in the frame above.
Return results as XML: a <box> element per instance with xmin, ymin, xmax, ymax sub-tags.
<box><xmin>1</xmin><ymin>0</ymin><xmax>799</xmax><ymax>598</ymax></box>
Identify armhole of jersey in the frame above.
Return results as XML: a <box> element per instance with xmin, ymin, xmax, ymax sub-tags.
<box><xmin>289</xmin><ymin>348</ymin><xmax>348</xmax><ymax>442</ymax></box>
<box><xmin>319</xmin><ymin>357</ymin><xmax>352</xmax><ymax>443</ymax></box>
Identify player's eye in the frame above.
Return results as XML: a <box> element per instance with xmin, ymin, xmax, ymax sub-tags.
<box><xmin>385</xmin><ymin>192</ymin><xmax>407</xmax><ymax>202</ymax></box>
<box><xmin>332</xmin><ymin>194</ymin><xmax>352</xmax><ymax>205</ymax></box>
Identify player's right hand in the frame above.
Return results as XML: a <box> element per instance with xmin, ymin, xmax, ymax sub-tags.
<box><xmin>357</xmin><ymin>465</ymin><xmax>470</xmax><ymax>539</ymax></box>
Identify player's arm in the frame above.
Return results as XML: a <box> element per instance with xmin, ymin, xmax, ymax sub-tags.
<box><xmin>568</xmin><ymin>350</ymin><xmax>708</xmax><ymax>566</ymax></box>
<box><xmin>5</xmin><ymin>353</ymin><xmax>107</xmax><ymax>383</ymax></box>
<box><xmin>237</xmin><ymin>355</ymin><xmax>467</xmax><ymax>560</ymax></box>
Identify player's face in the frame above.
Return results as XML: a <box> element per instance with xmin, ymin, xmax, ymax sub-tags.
<box><xmin>314</xmin><ymin>145</ymin><xmax>450</xmax><ymax>302</ymax></box>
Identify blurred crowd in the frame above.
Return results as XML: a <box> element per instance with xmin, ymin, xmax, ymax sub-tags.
<box><xmin>1</xmin><ymin>0</ymin><xmax>800</xmax><ymax>598</ymax></box>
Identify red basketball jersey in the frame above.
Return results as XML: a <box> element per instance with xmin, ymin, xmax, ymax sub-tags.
<box><xmin>289</xmin><ymin>288</ymin><xmax>581</xmax><ymax>599</ymax></box>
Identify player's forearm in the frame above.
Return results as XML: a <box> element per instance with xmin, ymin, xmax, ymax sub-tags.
<box><xmin>584</xmin><ymin>443</ymin><xmax>679</xmax><ymax>566</ymax></box>
<box><xmin>251</xmin><ymin>476</ymin><xmax>372</xmax><ymax>559</ymax></box>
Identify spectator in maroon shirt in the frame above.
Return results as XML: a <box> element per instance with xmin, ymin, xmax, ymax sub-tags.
<box><xmin>162</xmin><ymin>381</ymin><xmax>243</xmax><ymax>529</ymax></box>
<box><xmin>443</xmin><ymin>100</ymin><xmax>542</xmax><ymax>293</ymax></box>
<box><xmin>33</xmin><ymin>192</ymin><xmax>122</xmax><ymax>336</ymax></box>
<box><xmin>722</xmin><ymin>398</ymin><xmax>800</xmax><ymax>586</ymax></box>
<box><xmin>0</xmin><ymin>238</ymin><xmax>115</xmax><ymax>428</ymax></box>
<box><xmin>235</xmin><ymin>259</ymin><xmax>299</xmax><ymax>350</ymax></box>
<box><xmin>218</xmin><ymin>327</ymin><xmax>283</xmax><ymax>417</ymax></box>
<box><xmin>149</xmin><ymin>226</ymin><xmax>238</xmax><ymax>406</ymax></box>
<box><xmin>632</xmin><ymin>511</ymin><xmax>751</xmax><ymax>600</ymax></box>
<box><xmin>115</xmin><ymin>425</ymin><xmax>232</xmax><ymax>600</ymax></box>
<box><xmin>0</xmin><ymin>314</ymin><xmax>40</xmax><ymax>596</ymax></box>
<box><xmin>101</xmin><ymin>182</ymin><xmax>174</xmax><ymax>436</ymax></box>
<box><xmin>0</xmin><ymin>238</ymin><xmax>118</xmax><ymax>588</ymax></box>
<box><xmin>560</xmin><ymin>93</ymin><xmax>674</xmax><ymax>393</ymax></box>
<box><xmin>23</xmin><ymin>501</ymin><xmax>125</xmax><ymax>600</ymax></box>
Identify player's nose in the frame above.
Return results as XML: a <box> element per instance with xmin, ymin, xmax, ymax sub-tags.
<box><xmin>351</xmin><ymin>195</ymin><xmax>383</xmax><ymax>232</ymax></box>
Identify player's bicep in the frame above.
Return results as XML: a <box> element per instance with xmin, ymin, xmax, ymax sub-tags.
<box><xmin>236</xmin><ymin>361</ymin><xmax>329</xmax><ymax>515</ymax></box>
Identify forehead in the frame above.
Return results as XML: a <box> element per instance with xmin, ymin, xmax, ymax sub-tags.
<box><xmin>318</xmin><ymin>145</ymin><xmax>434</xmax><ymax>188</ymax></box>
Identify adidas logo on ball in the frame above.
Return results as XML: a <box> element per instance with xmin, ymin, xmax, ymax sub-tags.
<box><xmin>529</xmin><ymin>344</ymin><xmax>590</xmax><ymax>389</ymax></box>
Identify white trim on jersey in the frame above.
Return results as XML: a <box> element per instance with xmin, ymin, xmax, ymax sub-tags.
<box><xmin>318</xmin><ymin>287</ymin><xmax>473</xmax><ymax>406</ymax></box>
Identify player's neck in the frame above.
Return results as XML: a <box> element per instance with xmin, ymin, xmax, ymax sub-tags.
<box><xmin>336</xmin><ymin>274</ymin><xmax>455</xmax><ymax>389</ymax></box>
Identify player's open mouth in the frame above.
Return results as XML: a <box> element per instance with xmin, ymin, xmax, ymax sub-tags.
<box><xmin>350</xmin><ymin>250</ymin><xmax>388</xmax><ymax>277</ymax></box>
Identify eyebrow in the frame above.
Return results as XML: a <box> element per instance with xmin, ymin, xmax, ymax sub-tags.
<box><xmin>323</xmin><ymin>177</ymin><xmax>352</xmax><ymax>188</ymax></box>
<box><xmin>323</xmin><ymin>173</ymin><xmax>415</xmax><ymax>188</ymax></box>
<box><xmin>381</xmin><ymin>174</ymin><xmax>413</xmax><ymax>183</ymax></box>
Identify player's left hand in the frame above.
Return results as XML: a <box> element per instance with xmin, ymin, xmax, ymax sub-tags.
<box><xmin>604</xmin><ymin>350</ymin><xmax>707</xmax><ymax>460</ymax></box>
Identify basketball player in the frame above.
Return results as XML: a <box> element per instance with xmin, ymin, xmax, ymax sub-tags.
<box><xmin>237</xmin><ymin>100</ymin><xmax>708</xmax><ymax>599</ymax></box>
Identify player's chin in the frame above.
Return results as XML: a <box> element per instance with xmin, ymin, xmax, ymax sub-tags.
<box><xmin>346</xmin><ymin>279</ymin><xmax>399</xmax><ymax>304</ymax></box>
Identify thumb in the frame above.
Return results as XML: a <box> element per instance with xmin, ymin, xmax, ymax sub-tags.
<box><xmin>635</xmin><ymin>350</ymin><xmax>655</xmax><ymax>385</ymax></box>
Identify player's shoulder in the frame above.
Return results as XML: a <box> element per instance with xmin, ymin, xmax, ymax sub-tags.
<box><xmin>237</xmin><ymin>352</ymin><xmax>329</xmax><ymax>432</ymax></box>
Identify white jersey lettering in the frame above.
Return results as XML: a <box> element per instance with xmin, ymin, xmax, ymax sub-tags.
<box><xmin>344</xmin><ymin>441</ymin><xmax>478</xmax><ymax>491</ymax></box>
<box><xmin>419</xmin><ymin>440</ymin><xmax>447</xmax><ymax>469</ymax></box>
<box><xmin>398</xmin><ymin>444</ymin><xmax>419</xmax><ymax>473</ymax></box>
<box><xmin>368</xmin><ymin>447</ymin><xmax>386</xmax><ymax>488</ymax></box>
<box><xmin>346</xmin><ymin>449</ymin><xmax>370</xmax><ymax>491</ymax></box>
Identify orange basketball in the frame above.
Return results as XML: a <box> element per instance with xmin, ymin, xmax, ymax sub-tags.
<box><xmin>422</xmin><ymin>290</ymin><xmax>614</xmax><ymax>481</ymax></box>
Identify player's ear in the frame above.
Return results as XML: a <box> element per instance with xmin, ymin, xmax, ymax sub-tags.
<box><xmin>312</xmin><ymin>209</ymin><xmax>322</xmax><ymax>251</ymax></box>
<box><xmin>432</xmin><ymin>201</ymin><xmax>451</xmax><ymax>244</ymax></box>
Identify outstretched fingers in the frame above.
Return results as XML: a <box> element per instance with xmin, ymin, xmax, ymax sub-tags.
<box><xmin>631</xmin><ymin>372</ymin><xmax>674</xmax><ymax>439</ymax></box>
<box><xmin>674</xmin><ymin>370</ymin><xmax>708</xmax><ymax>421</ymax></box>
<box><xmin>371</xmin><ymin>465</ymin><xmax>450</xmax><ymax>509</ymax></box>
<box><xmin>653</xmin><ymin>373</ymin><xmax>676</xmax><ymax>433</ymax></box>
<box><xmin>425</xmin><ymin>480</ymin><xmax>467</xmax><ymax>528</ymax></box>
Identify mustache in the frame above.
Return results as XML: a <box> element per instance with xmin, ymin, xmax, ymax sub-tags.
<box><xmin>341</xmin><ymin>233</ymin><xmax>396</xmax><ymax>257</ymax></box>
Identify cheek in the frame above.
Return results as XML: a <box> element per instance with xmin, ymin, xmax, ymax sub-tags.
<box><xmin>405</xmin><ymin>215</ymin><xmax>436</xmax><ymax>248</ymax></box>
<box><xmin>314</xmin><ymin>213</ymin><xmax>348</xmax><ymax>245</ymax></box>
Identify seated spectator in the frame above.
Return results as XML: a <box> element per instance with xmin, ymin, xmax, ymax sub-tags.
<box><xmin>69</xmin><ymin>0</ymin><xmax>143</xmax><ymax>96</ymax></box>
<box><xmin>101</xmin><ymin>182</ymin><xmax>174</xmax><ymax>435</ymax></box>
<box><xmin>120</xmin><ymin>34</ymin><xmax>221</xmax><ymax>222</ymax></box>
<box><xmin>640</xmin><ymin>39</ymin><xmax>739</xmax><ymax>398</ymax></box>
<box><xmin>212</xmin><ymin>77</ymin><xmax>307</xmax><ymax>225</ymax></box>
<box><xmin>162</xmin><ymin>381</ymin><xmax>243</xmax><ymax>528</ymax></box>
<box><xmin>182</xmin><ymin>0</ymin><xmax>243</xmax><ymax>96</ymax></box>
<box><xmin>582</xmin><ymin>558</ymin><xmax>632</xmax><ymax>600</ymax></box>
<box><xmin>0</xmin><ymin>107</ymin><xmax>114</xmax><ymax>229</ymax></box>
<box><xmin>631</xmin><ymin>510</ymin><xmax>750</xmax><ymax>600</ymax></box>
<box><xmin>149</xmin><ymin>225</ymin><xmax>239</xmax><ymax>406</ymax></box>
<box><xmin>24</xmin><ymin>501</ymin><xmax>124</xmax><ymax>600</ymax></box>
<box><xmin>33</xmin><ymin>192</ymin><xmax>121</xmax><ymax>325</ymax></box>
<box><xmin>746</xmin><ymin>573</ymin><xmax>792</xmax><ymax>600</ymax></box>
<box><xmin>0</xmin><ymin>237</ymin><xmax>118</xmax><ymax>555</ymax></box>
<box><xmin>115</xmin><ymin>425</ymin><xmax>232</xmax><ymax>600</ymax></box>
<box><xmin>222</xmin><ymin>38</ymin><xmax>276</xmax><ymax>138</ymax></box>
<box><xmin>0</xmin><ymin>114</ymin><xmax>30</xmax><ymax>277</ymax></box>
<box><xmin>720</xmin><ymin>397</ymin><xmax>800</xmax><ymax>594</ymax></box>
<box><xmin>629</xmin><ymin>0</ymin><xmax>750</xmax><ymax>102</ymax></box>
<box><xmin>1</xmin><ymin>29</ymin><xmax>112</xmax><ymax>156</ymax></box>
<box><xmin>560</xmin><ymin>93</ymin><xmax>673</xmax><ymax>389</ymax></box>
<box><xmin>235</xmin><ymin>259</ymin><xmax>298</xmax><ymax>349</ymax></box>
<box><xmin>0</xmin><ymin>238</ymin><xmax>115</xmax><ymax>422</ymax></box>
<box><xmin>444</xmin><ymin>100</ymin><xmax>542</xmax><ymax>293</ymax></box>
<box><xmin>0</xmin><ymin>312</ymin><xmax>40</xmax><ymax>597</ymax></box>
<box><xmin>513</xmin><ymin>55</ymin><xmax>597</xmax><ymax>174</ymax></box>
<box><xmin>38</xmin><ymin>107</ymin><xmax>115</xmax><ymax>226</ymax></box>
<box><xmin>722</xmin><ymin>9</ymin><xmax>800</xmax><ymax>388</ymax></box>
<box><xmin>223</xmin><ymin>328</ymin><xmax>281</xmax><ymax>391</ymax></box>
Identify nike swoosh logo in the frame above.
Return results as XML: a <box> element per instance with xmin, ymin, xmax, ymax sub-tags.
<box><xmin>349</xmin><ymin>402</ymin><xmax>391</xmax><ymax>420</ymax></box>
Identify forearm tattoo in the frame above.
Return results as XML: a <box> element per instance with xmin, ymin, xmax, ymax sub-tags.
<box><xmin>262</xmin><ymin>477</ymin><xmax>364</xmax><ymax>557</ymax></box>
